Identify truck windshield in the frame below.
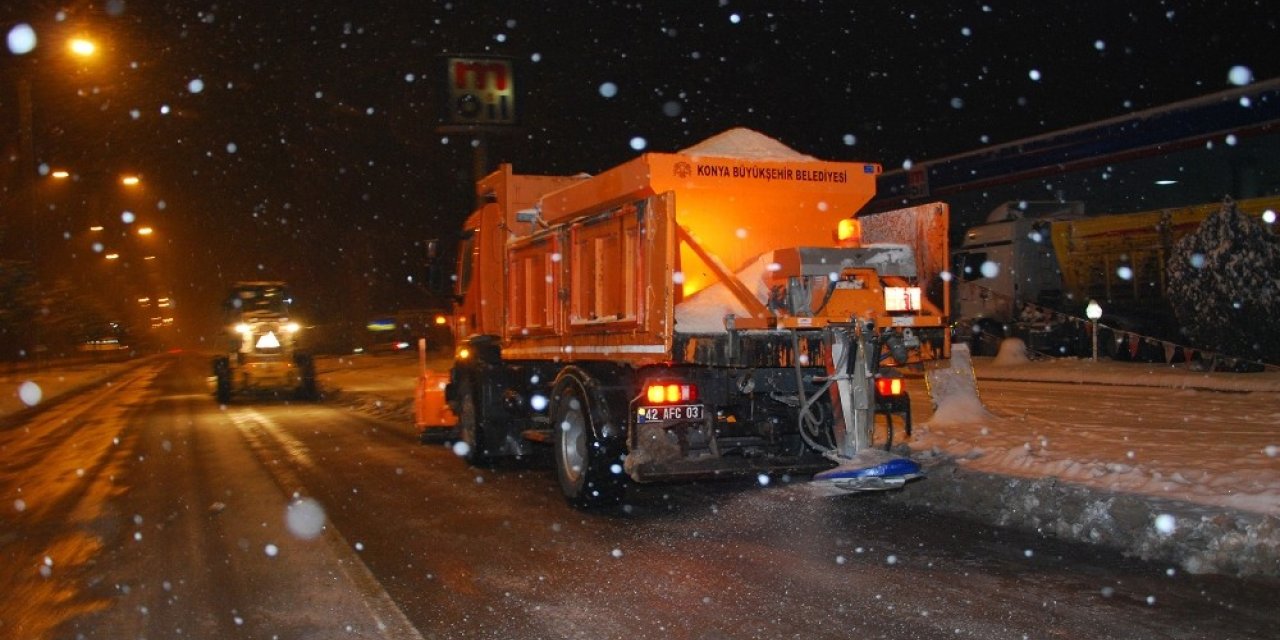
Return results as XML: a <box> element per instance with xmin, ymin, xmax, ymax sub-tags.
<box><xmin>955</xmin><ymin>252</ymin><xmax>988</xmax><ymax>282</ymax></box>
<box><xmin>456</xmin><ymin>231</ymin><xmax>476</xmax><ymax>298</ymax></box>
<box><xmin>227</xmin><ymin>285</ymin><xmax>291</xmax><ymax>317</ymax></box>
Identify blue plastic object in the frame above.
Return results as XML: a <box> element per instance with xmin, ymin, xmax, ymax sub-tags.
<box><xmin>814</xmin><ymin>456</ymin><xmax>921</xmax><ymax>481</ymax></box>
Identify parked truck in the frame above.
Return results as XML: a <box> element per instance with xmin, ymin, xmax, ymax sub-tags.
<box><xmin>416</xmin><ymin>128</ymin><xmax>950</xmax><ymax>506</ymax></box>
<box><xmin>951</xmin><ymin>195</ymin><xmax>1280</xmax><ymax>358</ymax></box>
<box><xmin>212</xmin><ymin>281</ymin><xmax>317</xmax><ymax>403</ymax></box>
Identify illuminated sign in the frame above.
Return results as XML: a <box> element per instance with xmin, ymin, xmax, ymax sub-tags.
<box><xmin>445</xmin><ymin>56</ymin><xmax>516</xmax><ymax>126</ymax></box>
<box><xmin>884</xmin><ymin>287</ymin><xmax>921</xmax><ymax>312</ymax></box>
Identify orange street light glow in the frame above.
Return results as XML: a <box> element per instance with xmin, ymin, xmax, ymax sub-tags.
<box><xmin>68</xmin><ymin>38</ymin><xmax>97</xmax><ymax>57</ymax></box>
<box><xmin>138</xmin><ymin>227</ymin><xmax>154</xmax><ymax>235</ymax></box>
<box><xmin>105</xmin><ymin>253</ymin><xmax>120</xmax><ymax>260</ymax></box>
<box><xmin>120</xmin><ymin>175</ymin><xmax>140</xmax><ymax>186</ymax></box>
<box><xmin>51</xmin><ymin>170</ymin><xmax>70</xmax><ymax>179</ymax></box>
<box><xmin>89</xmin><ymin>225</ymin><xmax>104</xmax><ymax>231</ymax></box>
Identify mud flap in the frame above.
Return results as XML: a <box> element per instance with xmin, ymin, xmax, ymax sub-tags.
<box><xmin>811</xmin><ymin>449</ymin><xmax>923</xmax><ymax>493</ymax></box>
<box><xmin>416</xmin><ymin>338</ymin><xmax>459</xmax><ymax>441</ymax></box>
<box><xmin>415</xmin><ymin>370</ymin><xmax>458</xmax><ymax>429</ymax></box>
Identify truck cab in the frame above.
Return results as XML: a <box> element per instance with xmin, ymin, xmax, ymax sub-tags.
<box><xmin>952</xmin><ymin>201</ymin><xmax>1082</xmax><ymax>354</ymax></box>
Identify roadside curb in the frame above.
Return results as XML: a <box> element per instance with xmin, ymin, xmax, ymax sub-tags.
<box><xmin>971</xmin><ymin>360</ymin><xmax>1280</xmax><ymax>394</ymax></box>
<box><xmin>884</xmin><ymin>455</ymin><xmax>1280</xmax><ymax>578</ymax></box>
<box><xmin>975</xmin><ymin>374</ymin><xmax>1280</xmax><ymax>394</ymax></box>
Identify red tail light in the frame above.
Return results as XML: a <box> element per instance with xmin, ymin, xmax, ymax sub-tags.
<box><xmin>644</xmin><ymin>382</ymin><xmax>698</xmax><ymax>404</ymax></box>
<box><xmin>875</xmin><ymin>377</ymin><xmax>904</xmax><ymax>397</ymax></box>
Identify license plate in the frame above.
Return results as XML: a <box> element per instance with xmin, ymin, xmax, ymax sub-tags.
<box><xmin>638</xmin><ymin>404</ymin><xmax>704</xmax><ymax>423</ymax></box>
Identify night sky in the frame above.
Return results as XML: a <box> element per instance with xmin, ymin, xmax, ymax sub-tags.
<box><xmin>2</xmin><ymin>0</ymin><xmax>1276</xmax><ymax>345</ymax></box>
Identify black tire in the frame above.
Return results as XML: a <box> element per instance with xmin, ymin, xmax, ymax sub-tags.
<box><xmin>456</xmin><ymin>380</ymin><xmax>490</xmax><ymax>466</ymax></box>
<box><xmin>420</xmin><ymin>428</ymin><xmax>456</xmax><ymax>445</ymax></box>
<box><xmin>551</xmin><ymin>378</ymin><xmax>625</xmax><ymax>508</ymax></box>
<box><xmin>295</xmin><ymin>354</ymin><xmax>319</xmax><ymax>400</ymax></box>
<box><xmin>213</xmin><ymin>358</ymin><xmax>233</xmax><ymax>404</ymax></box>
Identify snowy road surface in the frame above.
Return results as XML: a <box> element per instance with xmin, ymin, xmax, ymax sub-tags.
<box><xmin>7</xmin><ymin>349</ymin><xmax>1280</xmax><ymax>576</ymax></box>
<box><xmin>1</xmin><ymin>353</ymin><xmax>1277</xmax><ymax>638</ymax></box>
<box><xmin>318</xmin><ymin>349</ymin><xmax>1280</xmax><ymax>576</ymax></box>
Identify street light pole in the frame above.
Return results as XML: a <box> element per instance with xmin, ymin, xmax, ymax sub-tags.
<box><xmin>1086</xmin><ymin>300</ymin><xmax>1103</xmax><ymax>362</ymax></box>
<box><xmin>5</xmin><ymin>28</ymin><xmax>102</xmax><ymax>363</ymax></box>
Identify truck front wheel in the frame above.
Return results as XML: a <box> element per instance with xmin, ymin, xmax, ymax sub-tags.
<box><xmin>552</xmin><ymin>379</ymin><xmax>624</xmax><ymax>508</ymax></box>
<box><xmin>213</xmin><ymin>357</ymin><xmax>232</xmax><ymax>405</ymax></box>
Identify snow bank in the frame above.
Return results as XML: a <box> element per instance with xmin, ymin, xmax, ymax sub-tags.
<box><xmin>991</xmin><ymin>337</ymin><xmax>1031</xmax><ymax>366</ymax></box>
<box><xmin>923</xmin><ymin>344</ymin><xmax>994</xmax><ymax>425</ymax></box>
<box><xmin>887</xmin><ymin>456</ymin><xmax>1280</xmax><ymax>577</ymax></box>
<box><xmin>901</xmin><ymin>346</ymin><xmax>1280</xmax><ymax>576</ymax></box>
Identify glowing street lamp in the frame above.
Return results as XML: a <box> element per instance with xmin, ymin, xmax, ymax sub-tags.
<box><xmin>68</xmin><ymin>37</ymin><xmax>97</xmax><ymax>58</ymax></box>
<box><xmin>1086</xmin><ymin>300</ymin><xmax>1103</xmax><ymax>362</ymax></box>
<box><xmin>50</xmin><ymin>169</ymin><xmax>70</xmax><ymax>179</ymax></box>
<box><xmin>120</xmin><ymin>175</ymin><xmax>140</xmax><ymax>186</ymax></box>
<box><xmin>137</xmin><ymin>226</ymin><xmax>154</xmax><ymax>236</ymax></box>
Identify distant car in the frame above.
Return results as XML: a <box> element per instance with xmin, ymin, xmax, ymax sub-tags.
<box><xmin>367</xmin><ymin>339</ymin><xmax>415</xmax><ymax>356</ymax></box>
<box><xmin>365</xmin><ymin>309</ymin><xmax>454</xmax><ymax>355</ymax></box>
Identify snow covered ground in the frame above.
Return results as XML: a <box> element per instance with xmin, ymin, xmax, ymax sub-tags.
<box><xmin>924</xmin><ymin>342</ymin><xmax>1280</xmax><ymax>515</ymax></box>
<box><xmin>899</xmin><ymin>340</ymin><xmax>1280</xmax><ymax>576</ymax></box>
<box><xmin>6</xmin><ymin>347</ymin><xmax>1278</xmax><ymax>576</ymax></box>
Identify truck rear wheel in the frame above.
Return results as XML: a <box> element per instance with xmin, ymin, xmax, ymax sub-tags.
<box><xmin>552</xmin><ymin>379</ymin><xmax>624</xmax><ymax>508</ymax></box>
<box><xmin>456</xmin><ymin>381</ymin><xmax>489</xmax><ymax>466</ymax></box>
<box><xmin>295</xmin><ymin>354</ymin><xmax>319</xmax><ymax>400</ymax></box>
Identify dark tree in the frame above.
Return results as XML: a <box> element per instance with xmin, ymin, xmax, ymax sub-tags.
<box><xmin>36</xmin><ymin>278</ymin><xmax>118</xmax><ymax>358</ymax></box>
<box><xmin>0</xmin><ymin>260</ymin><xmax>40</xmax><ymax>361</ymax></box>
<box><xmin>1167</xmin><ymin>201</ymin><xmax>1280</xmax><ymax>365</ymax></box>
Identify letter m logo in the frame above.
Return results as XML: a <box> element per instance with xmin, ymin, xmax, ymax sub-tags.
<box><xmin>453</xmin><ymin>60</ymin><xmax>508</xmax><ymax>91</ymax></box>
<box><xmin>445</xmin><ymin>57</ymin><xmax>516</xmax><ymax>126</ymax></box>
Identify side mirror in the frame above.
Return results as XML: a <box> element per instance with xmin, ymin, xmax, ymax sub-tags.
<box><xmin>424</xmin><ymin>238</ymin><xmax>450</xmax><ymax>296</ymax></box>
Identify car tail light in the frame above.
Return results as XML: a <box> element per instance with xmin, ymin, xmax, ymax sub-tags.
<box><xmin>644</xmin><ymin>382</ymin><xmax>698</xmax><ymax>404</ymax></box>
<box><xmin>875</xmin><ymin>377</ymin><xmax>904</xmax><ymax>397</ymax></box>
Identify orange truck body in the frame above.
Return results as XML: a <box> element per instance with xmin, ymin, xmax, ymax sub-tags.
<box><xmin>436</xmin><ymin>152</ymin><xmax>947</xmax><ymax>371</ymax></box>
<box><xmin>416</xmin><ymin>130</ymin><xmax>948</xmax><ymax>503</ymax></box>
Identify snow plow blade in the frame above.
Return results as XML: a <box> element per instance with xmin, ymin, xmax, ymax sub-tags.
<box><xmin>811</xmin><ymin>450</ymin><xmax>923</xmax><ymax>493</ymax></box>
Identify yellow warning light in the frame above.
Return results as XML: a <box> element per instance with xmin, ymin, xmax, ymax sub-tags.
<box><xmin>836</xmin><ymin>218</ymin><xmax>862</xmax><ymax>246</ymax></box>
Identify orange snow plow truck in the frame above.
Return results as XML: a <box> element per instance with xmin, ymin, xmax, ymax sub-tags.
<box><xmin>416</xmin><ymin>128</ymin><xmax>950</xmax><ymax>506</ymax></box>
